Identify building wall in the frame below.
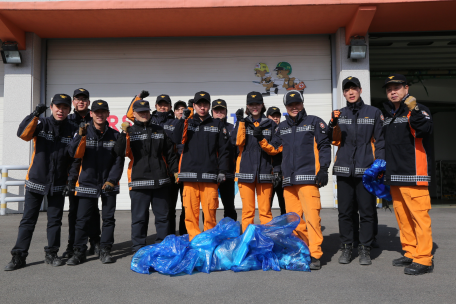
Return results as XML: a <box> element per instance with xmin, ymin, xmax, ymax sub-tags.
<box><xmin>46</xmin><ymin>35</ymin><xmax>334</xmax><ymax>209</ymax></box>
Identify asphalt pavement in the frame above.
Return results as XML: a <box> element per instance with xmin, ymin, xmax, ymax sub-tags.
<box><xmin>1</xmin><ymin>207</ymin><xmax>455</xmax><ymax>304</ymax></box>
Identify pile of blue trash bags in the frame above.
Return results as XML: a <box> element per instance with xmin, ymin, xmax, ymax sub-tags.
<box><xmin>131</xmin><ymin>212</ymin><xmax>311</xmax><ymax>276</ymax></box>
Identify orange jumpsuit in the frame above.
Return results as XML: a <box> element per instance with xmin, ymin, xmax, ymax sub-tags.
<box><xmin>233</xmin><ymin>118</ymin><xmax>275</xmax><ymax>232</ymax></box>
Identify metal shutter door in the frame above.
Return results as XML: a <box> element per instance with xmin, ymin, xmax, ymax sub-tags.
<box><xmin>47</xmin><ymin>35</ymin><xmax>332</xmax><ymax>209</ymax></box>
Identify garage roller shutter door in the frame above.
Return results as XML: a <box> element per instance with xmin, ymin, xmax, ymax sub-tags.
<box><xmin>46</xmin><ymin>35</ymin><xmax>333</xmax><ymax>210</ymax></box>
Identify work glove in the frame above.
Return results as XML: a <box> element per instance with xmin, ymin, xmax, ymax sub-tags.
<box><xmin>404</xmin><ymin>96</ymin><xmax>417</xmax><ymax>111</ymax></box>
<box><xmin>78</xmin><ymin>122</ymin><xmax>88</xmax><ymax>136</ymax></box>
<box><xmin>174</xmin><ymin>172</ymin><xmax>179</xmax><ymax>184</ymax></box>
<box><xmin>188</xmin><ymin>99</ymin><xmax>194</xmax><ymax>108</ymax></box>
<box><xmin>217</xmin><ymin>173</ymin><xmax>226</xmax><ymax>184</ymax></box>
<box><xmin>33</xmin><ymin>104</ymin><xmax>47</xmax><ymax>117</ymax></box>
<box><xmin>315</xmin><ymin>167</ymin><xmax>329</xmax><ymax>188</ymax></box>
<box><xmin>182</xmin><ymin>109</ymin><xmax>191</xmax><ymax>120</ymax></box>
<box><xmin>329</xmin><ymin>109</ymin><xmax>341</xmax><ymax>128</ymax></box>
<box><xmin>272</xmin><ymin>172</ymin><xmax>281</xmax><ymax>188</ymax></box>
<box><xmin>253</xmin><ymin>126</ymin><xmax>264</xmax><ymax>141</ymax></box>
<box><xmin>102</xmin><ymin>181</ymin><xmax>115</xmax><ymax>192</ymax></box>
<box><xmin>139</xmin><ymin>90</ymin><xmax>149</xmax><ymax>99</ymax></box>
<box><xmin>120</xmin><ymin>121</ymin><xmax>130</xmax><ymax>133</ymax></box>
<box><xmin>235</xmin><ymin>108</ymin><xmax>244</xmax><ymax>123</ymax></box>
<box><xmin>62</xmin><ymin>180</ymin><xmax>76</xmax><ymax>197</ymax></box>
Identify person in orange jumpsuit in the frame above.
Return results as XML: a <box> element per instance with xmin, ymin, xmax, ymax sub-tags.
<box><xmin>173</xmin><ymin>92</ymin><xmax>230</xmax><ymax>240</ymax></box>
<box><xmin>232</xmin><ymin>92</ymin><xmax>277</xmax><ymax>232</ymax></box>
<box><xmin>254</xmin><ymin>90</ymin><xmax>331</xmax><ymax>270</ymax></box>
<box><xmin>382</xmin><ymin>73</ymin><xmax>434</xmax><ymax>275</ymax></box>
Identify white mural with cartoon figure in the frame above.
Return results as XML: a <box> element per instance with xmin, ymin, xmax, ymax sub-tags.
<box><xmin>253</xmin><ymin>61</ymin><xmax>306</xmax><ymax>97</ymax></box>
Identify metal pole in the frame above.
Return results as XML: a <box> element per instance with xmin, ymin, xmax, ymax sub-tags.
<box><xmin>1</xmin><ymin>166</ymin><xmax>8</xmax><ymax>215</ymax></box>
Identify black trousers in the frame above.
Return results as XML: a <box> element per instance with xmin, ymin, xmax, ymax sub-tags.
<box><xmin>11</xmin><ymin>190</ymin><xmax>65</xmax><ymax>257</ymax></box>
<box><xmin>177</xmin><ymin>184</ymin><xmax>187</xmax><ymax>235</ymax></box>
<box><xmin>218</xmin><ymin>179</ymin><xmax>237</xmax><ymax>221</ymax></box>
<box><xmin>130</xmin><ymin>187</ymin><xmax>170</xmax><ymax>251</ymax></box>
<box><xmin>67</xmin><ymin>193</ymin><xmax>101</xmax><ymax>248</ymax></box>
<box><xmin>167</xmin><ymin>182</ymin><xmax>180</xmax><ymax>235</ymax></box>
<box><xmin>337</xmin><ymin>176</ymin><xmax>376</xmax><ymax>247</ymax></box>
<box><xmin>352</xmin><ymin>201</ymin><xmax>378</xmax><ymax>245</ymax></box>
<box><xmin>73</xmin><ymin>196</ymin><xmax>117</xmax><ymax>252</ymax></box>
<box><xmin>270</xmin><ymin>181</ymin><xmax>286</xmax><ymax>215</ymax></box>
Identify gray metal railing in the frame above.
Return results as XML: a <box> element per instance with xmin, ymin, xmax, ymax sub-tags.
<box><xmin>1</xmin><ymin>165</ymin><xmax>30</xmax><ymax>215</ymax></box>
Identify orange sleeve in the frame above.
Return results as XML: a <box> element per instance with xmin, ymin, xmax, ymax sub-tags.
<box><xmin>74</xmin><ymin>136</ymin><xmax>86</xmax><ymax>158</ymax></box>
<box><xmin>19</xmin><ymin>117</ymin><xmax>39</xmax><ymax>141</ymax></box>
<box><xmin>258</xmin><ymin>138</ymin><xmax>283</xmax><ymax>156</ymax></box>
<box><xmin>235</xmin><ymin>121</ymin><xmax>246</xmax><ymax>147</ymax></box>
<box><xmin>126</xmin><ymin>134</ymin><xmax>133</xmax><ymax>159</ymax></box>
<box><xmin>127</xmin><ymin>95</ymin><xmax>141</xmax><ymax>122</ymax></box>
<box><xmin>331</xmin><ymin>125</ymin><xmax>341</xmax><ymax>147</ymax></box>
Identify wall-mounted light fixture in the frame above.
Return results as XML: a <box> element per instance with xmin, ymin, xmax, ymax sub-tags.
<box><xmin>348</xmin><ymin>36</ymin><xmax>367</xmax><ymax>61</ymax></box>
<box><xmin>1</xmin><ymin>41</ymin><xmax>22</xmax><ymax>64</ymax></box>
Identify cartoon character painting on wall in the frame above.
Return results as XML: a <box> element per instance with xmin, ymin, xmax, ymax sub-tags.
<box><xmin>252</xmin><ymin>63</ymin><xmax>279</xmax><ymax>97</ymax></box>
<box><xmin>273</xmin><ymin>62</ymin><xmax>306</xmax><ymax>94</ymax></box>
<box><xmin>252</xmin><ymin>61</ymin><xmax>306</xmax><ymax>97</ymax></box>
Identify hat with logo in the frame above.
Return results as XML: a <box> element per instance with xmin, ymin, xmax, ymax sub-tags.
<box><xmin>283</xmin><ymin>90</ymin><xmax>303</xmax><ymax>106</ymax></box>
<box><xmin>342</xmin><ymin>76</ymin><xmax>361</xmax><ymax>90</ymax></box>
<box><xmin>156</xmin><ymin>94</ymin><xmax>172</xmax><ymax>105</ymax></box>
<box><xmin>212</xmin><ymin>99</ymin><xmax>227</xmax><ymax>109</ymax></box>
<box><xmin>133</xmin><ymin>99</ymin><xmax>151</xmax><ymax>112</ymax></box>
<box><xmin>173</xmin><ymin>100</ymin><xmax>187</xmax><ymax>111</ymax></box>
<box><xmin>52</xmin><ymin>94</ymin><xmax>72</xmax><ymax>107</ymax></box>
<box><xmin>246</xmin><ymin>91</ymin><xmax>263</xmax><ymax>105</ymax></box>
<box><xmin>194</xmin><ymin>91</ymin><xmax>211</xmax><ymax>104</ymax></box>
<box><xmin>91</xmin><ymin>99</ymin><xmax>110</xmax><ymax>112</ymax></box>
<box><xmin>267</xmin><ymin>106</ymin><xmax>281</xmax><ymax>117</ymax></box>
<box><xmin>73</xmin><ymin>88</ymin><xmax>90</xmax><ymax>98</ymax></box>
<box><xmin>382</xmin><ymin>73</ymin><xmax>407</xmax><ymax>88</ymax></box>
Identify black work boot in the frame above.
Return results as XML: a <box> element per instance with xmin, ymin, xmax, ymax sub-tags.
<box><xmin>45</xmin><ymin>251</ymin><xmax>63</xmax><ymax>267</ymax></box>
<box><xmin>66</xmin><ymin>249</ymin><xmax>86</xmax><ymax>266</ymax></box>
<box><xmin>358</xmin><ymin>245</ymin><xmax>372</xmax><ymax>265</ymax></box>
<box><xmin>99</xmin><ymin>246</ymin><xmax>113</xmax><ymax>264</ymax></box>
<box><xmin>4</xmin><ymin>253</ymin><xmax>26</xmax><ymax>271</ymax></box>
<box><xmin>338</xmin><ymin>244</ymin><xmax>352</xmax><ymax>264</ymax></box>
<box><xmin>62</xmin><ymin>244</ymin><xmax>74</xmax><ymax>259</ymax></box>
<box><xmin>392</xmin><ymin>256</ymin><xmax>413</xmax><ymax>267</ymax></box>
<box><xmin>88</xmin><ymin>241</ymin><xmax>100</xmax><ymax>257</ymax></box>
<box><xmin>404</xmin><ymin>262</ymin><xmax>434</xmax><ymax>275</ymax></box>
<box><xmin>309</xmin><ymin>257</ymin><xmax>321</xmax><ymax>270</ymax></box>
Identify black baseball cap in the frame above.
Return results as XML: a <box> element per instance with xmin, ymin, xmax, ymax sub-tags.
<box><xmin>382</xmin><ymin>73</ymin><xmax>407</xmax><ymax>88</ymax></box>
<box><xmin>267</xmin><ymin>106</ymin><xmax>281</xmax><ymax>117</ymax></box>
<box><xmin>342</xmin><ymin>76</ymin><xmax>361</xmax><ymax>90</ymax></box>
<box><xmin>133</xmin><ymin>99</ymin><xmax>151</xmax><ymax>112</ymax></box>
<box><xmin>246</xmin><ymin>91</ymin><xmax>263</xmax><ymax>105</ymax></box>
<box><xmin>91</xmin><ymin>100</ymin><xmax>110</xmax><ymax>112</ymax></box>
<box><xmin>156</xmin><ymin>94</ymin><xmax>171</xmax><ymax>105</ymax></box>
<box><xmin>194</xmin><ymin>91</ymin><xmax>211</xmax><ymax>104</ymax></box>
<box><xmin>174</xmin><ymin>100</ymin><xmax>187</xmax><ymax>111</ymax></box>
<box><xmin>212</xmin><ymin>99</ymin><xmax>227</xmax><ymax>109</ymax></box>
<box><xmin>283</xmin><ymin>90</ymin><xmax>303</xmax><ymax>106</ymax></box>
<box><xmin>52</xmin><ymin>94</ymin><xmax>72</xmax><ymax>107</ymax></box>
<box><xmin>73</xmin><ymin>88</ymin><xmax>89</xmax><ymax>98</ymax></box>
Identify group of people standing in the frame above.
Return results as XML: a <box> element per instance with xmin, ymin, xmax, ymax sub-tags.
<box><xmin>4</xmin><ymin>73</ymin><xmax>434</xmax><ymax>276</ymax></box>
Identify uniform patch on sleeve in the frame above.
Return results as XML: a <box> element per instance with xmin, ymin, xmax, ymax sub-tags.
<box><xmin>380</xmin><ymin>114</ymin><xmax>384</xmax><ymax>121</ymax></box>
<box><xmin>319</xmin><ymin>122</ymin><xmax>325</xmax><ymax>129</ymax></box>
<box><xmin>422</xmin><ymin>111</ymin><xmax>430</xmax><ymax>119</ymax></box>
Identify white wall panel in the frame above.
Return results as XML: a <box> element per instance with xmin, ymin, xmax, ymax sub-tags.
<box><xmin>47</xmin><ymin>35</ymin><xmax>332</xmax><ymax>210</ymax></box>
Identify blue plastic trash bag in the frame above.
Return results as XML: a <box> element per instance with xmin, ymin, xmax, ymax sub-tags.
<box><xmin>131</xmin><ymin>212</ymin><xmax>311</xmax><ymax>276</ymax></box>
<box><xmin>190</xmin><ymin>217</ymin><xmax>241</xmax><ymax>273</ymax></box>
<box><xmin>363</xmin><ymin>159</ymin><xmax>392</xmax><ymax>201</ymax></box>
<box><xmin>130</xmin><ymin>234</ymin><xmax>199</xmax><ymax>275</ymax></box>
